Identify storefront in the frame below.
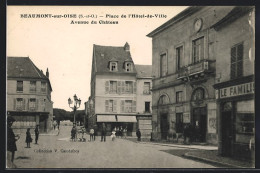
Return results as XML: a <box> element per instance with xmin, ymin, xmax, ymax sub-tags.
<box><xmin>96</xmin><ymin>114</ymin><xmax>137</xmax><ymax>136</ymax></box>
<box><xmin>214</xmin><ymin>75</ymin><xmax>254</xmax><ymax>159</ymax></box>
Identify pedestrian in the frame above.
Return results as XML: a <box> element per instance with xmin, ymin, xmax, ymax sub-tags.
<box><xmin>101</xmin><ymin>123</ymin><xmax>106</xmax><ymax>142</ymax></box>
<box><xmin>25</xmin><ymin>128</ymin><xmax>32</xmax><ymax>148</ymax></box>
<box><xmin>116</xmin><ymin>126</ymin><xmax>119</xmax><ymax>138</ymax></box>
<box><xmin>123</xmin><ymin>127</ymin><xmax>127</xmax><ymax>138</ymax></box>
<box><xmin>119</xmin><ymin>126</ymin><xmax>123</xmax><ymax>138</ymax></box>
<box><xmin>111</xmin><ymin>129</ymin><xmax>116</xmax><ymax>141</ymax></box>
<box><xmin>71</xmin><ymin>125</ymin><xmax>76</xmax><ymax>142</ymax></box>
<box><xmin>34</xmin><ymin>125</ymin><xmax>39</xmax><ymax>144</ymax></box>
<box><xmin>7</xmin><ymin>115</ymin><xmax>20</xmax><ymax>168</ymax></box>
<box><xmin>53</xmin><ymin>120</ymin><xmax>57</xmax><ymax>130</ymax></box>
<box><xmin>183</xmin><ymin>124</ymin><xmax>189</xmax><ymax>144</ymax></box>
<box><xmin>136</xmin><ymin>129</ymin><xmax>141</xmax><ymax>142</ymax></box>
<box><xmin>89</xmin><ymin>127</ymin><xmax>94</xmax><ymax>141</ymax></box>
<box><xmin>80</xmin><ymin>127</ymin><xmax>86</xmax><ymax>142</ymax></box>
<box><xmin>57</xmin><ymin>120</ymin><xmax>60</xmax><ymax>130</ymax></box>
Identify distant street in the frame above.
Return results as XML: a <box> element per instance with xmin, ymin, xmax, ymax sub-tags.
<box><xmin>13</xmin><ymin>125</ymin><xmax>216</xmax><ymax>168</ymax></box>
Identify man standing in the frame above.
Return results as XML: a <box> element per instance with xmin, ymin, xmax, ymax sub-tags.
<box><xmin>136</xmin><ymin>129</ymin><xmax>141</xmax><ymax>142</ymax></box>
<box><xmin>34</xmin><ymin>125</ymin><xmax>39</xmax><ymax>144</ymax></box>
<box><xmin>101</xmin><ymin>123</ymin><xmax>106</xmax><ymax>142</ymax></box>
<box><xmin>7</xmin><ymin>115</ymin><xmax>20</xmax><ymax>168</ymax></box>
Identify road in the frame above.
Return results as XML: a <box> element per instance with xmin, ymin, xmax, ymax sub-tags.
<box><xmin>12</xmin><ymin>125</ymin><xmax>216</xmax><ymax>168</ymax></box>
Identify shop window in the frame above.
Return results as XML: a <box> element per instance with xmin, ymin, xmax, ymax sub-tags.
<box><xmin>176</xmin><ymin>113</ymin><xmax>183</xmax><ymax>133</ymax></box>
<box><xmin>17</xmin><ymin>81</ymin><xmax>23</xmax><ymax>92</ymax></box>
<box><xmin>41</xmin><ymin>82</ymin><xmax>47</xmax><ymax>93</ymax></box>
<box><xmin>231</xmin><ymin>43</ymin><xmax>243</xmax><ymax>79</ymax></box>
<box><xmin>160</xmin><ymin>53</ymin><xmax>167</xmax><ymax>77</ymax></box>
<box><xmin>176</xmin><ymin>91</ymin><xmax>183</xmax><ymax>103</ymax></box>
<box><xmin>192</xmin><ymin>37</ymin><xmax>204</xmax><ymax>63</ymax></box>
<box><xmin>143</xmin><ymin>82</ymin><xmax>151</xmax><ymax>94</ymax></box>
<box><xmin>176</xmin><ymin>46</ymin><xmax>183</xmax><ymax>71</ymax></box>
<box><xmin>30</xmin><ymin>81</ymin><xmax>36</xmax><ymax>92</ymax></box>
<box><xmin>236</xmin><ymin>113</ymin><xmax>254</xmax><ymax>143</ymax></box>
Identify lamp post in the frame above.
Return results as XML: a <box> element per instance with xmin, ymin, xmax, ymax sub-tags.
<box><xmin>68</xmin><ymin>94</ymin><xmax>81</xmax><ymax>126</ymax></box>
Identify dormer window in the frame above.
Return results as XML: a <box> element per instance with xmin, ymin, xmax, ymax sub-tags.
<box><xmin>110</xmin><ymin>62</ymin><xmax>118</xmax><ymax>71</ymax></box>
<box><xmin>125</xmin><ymin>62</ymin><xmax>132</xmax><ymax>72</ymax></box>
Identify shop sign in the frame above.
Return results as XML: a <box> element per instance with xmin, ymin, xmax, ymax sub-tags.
<box><xmin>217</xmin><ymin>82</ymin><xmax>254</xmax><ymax>99</ymax></box>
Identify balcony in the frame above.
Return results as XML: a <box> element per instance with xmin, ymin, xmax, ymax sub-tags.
<box><xmin>177</xmin><ymin>59</ymin><xmax>215</xmax><ymax>81</ymax></box>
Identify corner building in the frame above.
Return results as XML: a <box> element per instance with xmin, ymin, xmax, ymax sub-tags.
<box><xmin>147</xmin><ymin>6</ymin><xmax>239</xmax><ymax>144</ymax></box>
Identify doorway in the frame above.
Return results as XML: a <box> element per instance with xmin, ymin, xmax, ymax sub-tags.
<box><xmin>221</xmin><ymin>111</ymin><xmax>233</xmax><ymax>156</ymax></box>
<box><xmin>192</xmin><ymin>107</ymin><xmax>207</xmax><ymax>142</ymax></box>
<box><xmin>160</xmin><ymin>113</ymin><xmax>168</xmax><ymax>140</ymax></box>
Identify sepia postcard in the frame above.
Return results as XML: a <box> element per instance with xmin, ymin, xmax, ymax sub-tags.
<box><xmin>6</xmin><ymin>5</ymin><xmax>255</xmax><ymax>169</ymax></box>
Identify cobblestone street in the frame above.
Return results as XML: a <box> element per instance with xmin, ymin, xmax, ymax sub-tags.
<box><xmin>12</xmin><ymin>125</ymin><xmax>216</xmax><ymax>168</ymax></box>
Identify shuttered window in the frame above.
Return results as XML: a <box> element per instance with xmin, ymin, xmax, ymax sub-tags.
<box><xmin>109</xmin><ymin>81</ymin><xmax>117</xmax><ymax>93</ymax></box>
<box><xmin>16</xmin><ymin>98</ymin><xmax>25</xmax><ymax>110</ymax></box>
<box><xmin>125</xmin><ymin>81</ymin><xmax>133</xmax><ymax>94</ymax></box>
<box><xmin>105</xmin><ymin>81</ymin><xmax>109</xmax><ymax>94</ymax></box>
<box><xmin>231</xmin><ymin>44</ymin><xmax>243</xmax><ymax>79</ymax></box>
<box><xmin>29</xmin><ymin>98</ymin><xmax>36</xmax><ymax>110</ymax></box>
<box><xmin>192</xmin><ymin>37</ymin><xmax>204</xmax><ymax>63</ymax></box>
<box><xmin>121</xmin><ymin>100</ymin><xmax>136</xmax><ymax>113</ymax></box>
<box><xmin>41</xmin><ymin>82</ymin><xmax>47</xmax><ymax>93</ymax></box>
<box><xmin>160</xmin><ymin>54</ymin><xmax>167</xmax><ymax>77</ymax></box>
<box><xmin>105</xmin><ymin>100</ymin><xmax>117</xmax><ymax>113</ymax></box>
<box><xmin>30</xmin><ymin>81</ymin><xmax>36</xmax><ymax>92</ymax></box>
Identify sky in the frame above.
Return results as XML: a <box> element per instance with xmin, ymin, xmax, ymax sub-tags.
<box><xmin>7</xmin><ymin>6</ymin><xmax>188</xmax><ymax>111</ymax></box>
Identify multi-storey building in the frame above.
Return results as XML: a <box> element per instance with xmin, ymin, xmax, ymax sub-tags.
<box><xmin>7</xmin><ymin>57</ymin><xmax>53</xmax><ymax>133</ymax></box>
<box><xmin>147</xmin><ymin>6</ymin><xmax>242</xmax><ymax>144</ymax></box>
<box><xmin>212</xmin><ymin>7</ymin><xmax>255</xmax><ymax>159</ymax></box>
<box><xmin>135</xmin><ymin>65</ymin><xmax>152</xmax><ymax>137</ymax></box>
<box><xmin>88</xmin><ymin>43</ymin><xmax>152</xmax><ymax>136</ymax></box>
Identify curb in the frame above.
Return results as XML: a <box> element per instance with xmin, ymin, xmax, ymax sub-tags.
<box><xmin>183</xmin><ymin>153</ymin><xmax>248</xmax><ymax>168</ymax></box>
<box><xmin>140</xmin><ymin>142</ymin><xmax>217</xmax><ymax>150</ymax></box>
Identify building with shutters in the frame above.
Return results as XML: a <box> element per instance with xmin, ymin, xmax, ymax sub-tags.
<box><xmin>147</xmin><ymin>6</ymin><xmax>247</xmax><ymax>144</ymax></box>
<box><xmin>88</xmin><ymin>43</ymin><xmax>137</xmax><ymax>136</ymax></box>
<box><xmin>212</xmin><ymin>7</ymin><xmax>255</xmax><ymax>160</ymax></box>
<box><xmin>7</xmin><ymin>57</ymin><xmax>53</xmax><ymax>133</ymax></box>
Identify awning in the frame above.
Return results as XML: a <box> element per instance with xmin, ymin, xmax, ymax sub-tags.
<box><xmin>97</xmin><ymin>115</ymin><xmax>116</xmax><ymax>122</ymax></box>
<box><xmin>117</xmin><ymin>115</ymin><xmax>137</xmax><ymax>122</ymax></box>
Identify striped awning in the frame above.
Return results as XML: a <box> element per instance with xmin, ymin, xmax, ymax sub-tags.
<box><xmin>97</xmin><ymin>115</ymin><xmax>116</xmax><ymax>122</ymax></box>
<box><xmin>117</xmin><ymin>115</ymin><xmax>137</xmax><ymax>122</ymax></box>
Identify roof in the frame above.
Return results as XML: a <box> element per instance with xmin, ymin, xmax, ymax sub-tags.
<box><xmin>7</xmin><ymin>57</ymin><xmax>52</xmax><ymax>91</ymax></box>
<box><xmin>93</xmin><ymin>43</ymin><xmax>137</xmax><ymax>74</ymax></box>
<box><xmin>211</xmin><ymin>6</ymin><xmax>254</xmax><ymax>30</ymax></box>
<box><xmin>135</xmin><ymin>64</ymin><xmax>152</xmax><ymax>78</ymax></box>
<box><xmin>147</xmin><ymin>6</ymin><xmax>203</xmax><ymax>37</ymax></box>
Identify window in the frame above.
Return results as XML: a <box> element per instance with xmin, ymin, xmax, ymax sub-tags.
<box><xmin>125</xmin><ymin>62</ymin><xmax>132</xmax><ymax>72</ymax></box>
<box><xmin>125</xmin><ymin>100</ymin><xmax>132</xmax><ymax>113</ymax></box>
<box><xmin>30</xmin><ymin>81</ymin><xmax>36</xmax><ymax>92</ymax></box>
<box><xmin>160</xmin><ymin>53</ymin><xmax>167</xmax><ymax>77</ymax></box>
<box><xmin>29</xmin><ymin>98</ymin><xmax>36</xmax><ymax>110</ymax></box>
<box><xmin>192</xmin><ymin>88</ymin><xmax>204</xmax><ymax>101</ymax></box>
<box><xmin>236</xmin><ymin>113</ymin><xmax>254</xmax><ymax>144</ymax></box>
<box><xmin>176</xmin><ymin>91</ymin><xmax>183</xmax><ymax>103</ymax></box>
<box><xmin>17</xmin><ymin>81</ymin><xmax>23</xmax><ymax>92</ymax></box>
<box><xmin>145</xmin><ymin>102</ymin><xmax>150</xmax><ymax>113</ymax></box>
<box><xmin>176</xmin><ymin>113</ymin><xmax>183</xmax><ymax>133</ymax></box>
<box><xmin>158</xmin><ymin>95</ymin><xmax>169</xmax><ymax>105</ymax></box>
<box><xmin>110</xmin><ymin>62</ymin><xmax>118</xmax><ymax>71</ymax></box>
<box><xmin>41</xmin><ymin>82</ymin><xmax>46</xmax><ymax>93</ymax></box>
<box><xmin>176</xmin><ymin>46</ymin><xmax>183</xmax><ymax>71</ymax></box>
<box><xmin>15</xmin><ymin>98</ymin><xmax>24</xmax><ymax>110</ymax></box>
<box><xmin>125</xmin><ymin>81</ymin><xmax>133</xmax><ymax>94</ymax></box>
<box><xmin>231</xmin><ymin>43</ymin><xmax>243</xmax><ymax>79</ymax></box>
<box><xmin>143</xmin><ymin>82</ymin><xmax>150</xmax><ymax>94</ymax></box>
<box><xmin>109</xmin><ymin>81</ymin><xmax>117</xmax><ymax>93</ymax></box>
<box><xmin>192</xmin><ymin>37</ymin><xmax>204</xmax><ymax>63</ymax></box>
<box><xmin>105</xmin><ymin>100</ymin><xmax>117</xmax><ymax>112</ymax></box>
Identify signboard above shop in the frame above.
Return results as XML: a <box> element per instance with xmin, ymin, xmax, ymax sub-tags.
<box><xmin>216</xmin><ymin>82</ymin><xmax>254</xmax><ymax>99</ymax></box>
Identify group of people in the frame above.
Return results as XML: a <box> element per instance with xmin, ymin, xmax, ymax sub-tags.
<box><xmin>183</xmin><ymin>123</ymin><xmax>201</xmax><ymax>144</ymax></box>
<box><xmin>7</xmin><ymin>115</ymin><xmax>40</xmax><ymax>168</ymax></box>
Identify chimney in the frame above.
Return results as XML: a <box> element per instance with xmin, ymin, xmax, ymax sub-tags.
<box><xmin>46</xmin><ymin>68</ymin><xmax>49</xmax><ymax>78</ymax></box>
<box><xmin>124</xmin><ymin>42</ymin><xmax>130</xmax><ymax>52</ymax></box>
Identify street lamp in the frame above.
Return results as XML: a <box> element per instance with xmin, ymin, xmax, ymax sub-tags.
<box><xmin>68</xmin><ymin>94</ymin><xmax>81</xmax><ymax>126</ymax></box>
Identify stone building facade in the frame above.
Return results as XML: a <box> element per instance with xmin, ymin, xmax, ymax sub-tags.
<box><xmin>7</xmin><ymin>57</ymin><xmax>53</xmax><ymax>133</ymax></box>
<box><xmin>147</xmin><ymin>6</ymin><xmax>244</xmax><ymax>144</ymax></box>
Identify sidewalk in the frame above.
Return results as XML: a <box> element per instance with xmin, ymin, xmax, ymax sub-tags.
<box><xmin>126</xmin><ymin>137</ymin><xmax>254</xmax><ymax>168</ymax></box>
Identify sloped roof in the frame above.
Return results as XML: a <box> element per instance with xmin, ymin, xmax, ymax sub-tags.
<box><xmin>211</xmin><ymin>6</ymin><xmax>254</xmax><ymax>30</ymax></box>
<box><xmin>135</xmin><ymin>64</ymin><xmax>152</xmax><ymax>78</ymax></box>
<box><xmin>7</xmin><ymin>57</ymin><xmax>52</xmax><ymax>91</ymax></box>
<box><xmin>93</xmin><ymin>44</ymin><xmax>137</xmax><ymax>74</ymax></box>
